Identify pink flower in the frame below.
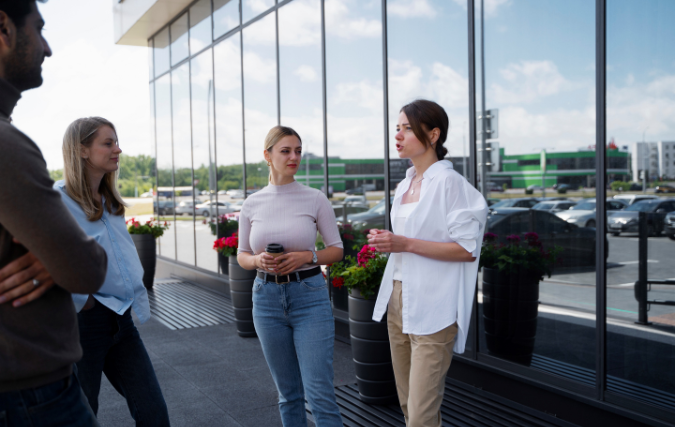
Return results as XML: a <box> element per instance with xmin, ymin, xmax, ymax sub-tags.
<box><xmin>506</xmin><ymin>234</ymin><xmax>521</xmax><ymax>244</ymax></box>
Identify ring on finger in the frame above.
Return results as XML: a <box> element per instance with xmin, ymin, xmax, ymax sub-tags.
<box><xmin>32</xmin><ymin>279</ymin><xmax>40</xmax><ymax>287</ymax></box>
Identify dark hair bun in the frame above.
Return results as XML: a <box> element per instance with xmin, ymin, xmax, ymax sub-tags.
<box><xmin>400</xmin><ymin>99</ymin><xmax>449</xmax><ymax>160</ymax></box>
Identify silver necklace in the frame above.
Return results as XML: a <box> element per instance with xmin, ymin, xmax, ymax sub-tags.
<box><xmin>410</xmin><ymin>177</ymin><xmax>424</xmax><ymax>195</ymax></box>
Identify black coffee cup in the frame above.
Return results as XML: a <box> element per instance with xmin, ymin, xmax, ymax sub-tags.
<box><xmin>265</xmin><ymin>243</ymin><xmax>284</xmax><ymax>258</ymax></box>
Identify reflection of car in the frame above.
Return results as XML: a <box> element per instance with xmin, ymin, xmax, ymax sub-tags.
<box><xmin>231</xmin><ymin>200</ymin><xmax>245</xmax><ymax>212</ymax></box>
<box><xmin>612</xmin><ymin>194</ymin><xmax>658</xmax><ymax>205</ymax></box>
<box><xmin>153</xmin><ymin>200</ymin><xmax>174</xmax><ymax>215</ymax></box>
<box><xmin>195</xmin><ymin>201</ymin><xmax>235</xmax><ymax>217</ymax></box>
<box><xmin>487</xmin><ymin>182</ymin><xmax>504</xmax><ymax>192</ymax></box>
<box><xmin>487</xmin><ymin>208</ymin><xmax>599</xmax><ymax>266</ymax></box>
<box><xmin>665</xmin><ymin>212</ymin><xmax>675</xmax><ymax>240</ymax></box>
<box><xmin>217</xmin><ymin>190</ymin><xmax>227</xmax><ymax>195</ymax></box>
<box><xmin>336</xmin><ymin>197</ymin><xmax>393</xmax><ymax>230</ymax></box>
<box><xmin>553</xmin><ymin>183</ymin><xmax>579</xmax><ymax>191</ymax></box>
<box><xmin>342</xmin><ymin>196</ymin><xmax>369</xmax><ymax>209</ymax></box>
<box><xmin>487</xmin><ymin>198</ymin><xmax>500</xmax><ymax>206</ymax></box>
<box><xmin>489</xmin><ymin>198</ymin><xmax>540</xmax><ymax>209</ymax></box>
<box><xmin>655</xmin><ymin>185</ymin><xmax>675</xmax><ymax>194</ymax></box>
<box><xmin>175</xmin><ymin>200</ymin><xmax>196</xmax><ymax>215</ymax></box>
<box><xmin>607</xmin><ymin>199</ymin><xmax>675</xmax><ymax>236</ymax></box>
<box><xmin>527</xmin><ymin>185</ymin><xmax>543</xmax><ymax>191</ymax></box>
<box><xmin>140</xmin><ymin>191</ymin><xmax>154</xmax><ymax>198</ymax></box>
<box><xmin>532</xmin><ymin>200</ymin><xmax>576</xmax><ymax>213</ymax></box>
<box><xmin>556</xmin><ymin>199</ymin><xmax>627</xmax><ymax>228</ymax></box>
<box><xmin>227</xmin><ymin>189</ymin><xmax>245</xmax><ymax>199</ymax></box>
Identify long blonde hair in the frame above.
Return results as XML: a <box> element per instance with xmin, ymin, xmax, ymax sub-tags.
<box><xmin>264</xmin><ymin>126</ymin><xmax>302</xmax><ymax>184</ymax></box>
<box><xmin>62</xmin><ymin>117</ymin><xmax>127</xmax><ymax>221</ymax></box>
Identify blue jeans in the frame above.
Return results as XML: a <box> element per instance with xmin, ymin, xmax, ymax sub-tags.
<box><xmin>253</xmin><ymin>272</ymin><xmax>343</xmax><ymax>427</ymax></box>
<box><xmin>0</xmin><ymin>373</ymin><xmax>99</xmax><ymax>426</ymax></box>
<box><xmin>76</xmin><ymin>301</ymin><xmax>169</xmax><ymax>427</ymax></box>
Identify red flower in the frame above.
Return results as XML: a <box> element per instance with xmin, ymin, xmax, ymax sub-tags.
<box><xmin>332</xmin><ymin>276</ymin><xmax>344</xmax><ymax>289</ymax></box>
<box><xmin>357</xmin><ymin>245</ymin><xmax>377</xmax><ymax>267</ymax></box>
<box><xmin>343</xmin><ymin>234</ymin><xmax>354</xmax><ymax>241</ymax></box>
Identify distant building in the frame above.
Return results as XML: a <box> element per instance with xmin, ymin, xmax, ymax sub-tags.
<box><xmin>632</xmin><ymin>141</ymin><xmax>675</xmax><ymax>181</ymax></box>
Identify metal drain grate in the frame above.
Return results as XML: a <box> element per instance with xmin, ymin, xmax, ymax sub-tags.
<box><xmin>147</xmin><ymin>280</ymin><xmax>235</xmax><ymax>330</ymax></box>
<box><xmin>308</xmin><ymin>379</ymin><xmax>577</xmax><ymax>427</ymax></box>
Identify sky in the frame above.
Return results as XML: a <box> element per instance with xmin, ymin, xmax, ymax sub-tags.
<box><xmin>11</xmin><ymin>0</ymin><xmax>151</xmax><ymax>171</ymax></box>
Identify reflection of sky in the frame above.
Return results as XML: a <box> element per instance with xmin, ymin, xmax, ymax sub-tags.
<box><xmin>172</xmin><ymin>64</ymin><xmax>192</xmax><ymax>170</ymax></box>
<box><xmin>214</xmin><ymin>35</ymin><xmax>244</xmax><ymax>170</ymax></box>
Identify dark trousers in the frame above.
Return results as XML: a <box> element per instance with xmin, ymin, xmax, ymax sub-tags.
<box><xmin>76</xmin><ymin>301</ymin><xmax>170</xmax><ymax>427</ymax></box>
<box><xmin>0</xmin><ymin>373</ymin><xmax>99</xmax><ymax>426</ymax></box>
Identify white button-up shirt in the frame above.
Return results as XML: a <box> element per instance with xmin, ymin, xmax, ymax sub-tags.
<box><xmin>372</xmin><ymin>160</ymin><xmax>488</xmax><ymax>354</ymax></box>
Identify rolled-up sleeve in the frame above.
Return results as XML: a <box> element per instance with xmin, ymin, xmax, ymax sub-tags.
<box><xmin>446</xmin><ymin>179</ymin><xmax>488</xmax><ymax>255</ymax></box>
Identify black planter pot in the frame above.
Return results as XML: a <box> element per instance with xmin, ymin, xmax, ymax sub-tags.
<box><xmin>228</xmin><ymin>256</ymin><xmax>257</xmax><ymax>337</ymax></box>
<box><xmin>216</xmin><ymin>229</ymin><xmax>236</xmax><ymax>275</ymax></box>
<box><xmin>130</xmin><ymin>234</ymin><xmax>156</xmax><ymax>289</ymax></box>
<box><xmin>348</xmin><ymin>287</ymin><xmax>397</xmax><ymax>405</ymax></box>
<box><xmin>482</xmin><ymin>267</ymin><xmax>540</xmax><ymax>366</ymax></box>
<box><xmin>331</xmin><ymin>242</ymin><xmax>361</xmax><ymax>311</ymax></box>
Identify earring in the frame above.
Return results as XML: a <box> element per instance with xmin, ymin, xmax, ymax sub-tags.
<box><xmin>267</xmin><ymin>161</ymin><xmax>271</xmax><ymax>167</ymax></box>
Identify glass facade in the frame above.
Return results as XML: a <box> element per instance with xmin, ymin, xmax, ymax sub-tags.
<box><xmin>146</xmin><ymin>0</ymin><xmax>675</xmax><ymax>422</ymax></box>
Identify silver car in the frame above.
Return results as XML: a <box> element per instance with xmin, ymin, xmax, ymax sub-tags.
<box><xmin>195</xmin><ymin>201</ymin><xmax>235</xmax><ymax>217</ymax></box>
<box><xmin>556</xmin><ymin>198</ymin><xmax>627</xmax><ymax>228</ymax></box>
<box><xmin>174</xmin><ymin>200</ymin><xmax>196</xmax><ymax>216</ymax></box>
<box><xmin>532</xmin><ymin>200</ymin><xmax>576</xmax><ymax>213</ymax></box>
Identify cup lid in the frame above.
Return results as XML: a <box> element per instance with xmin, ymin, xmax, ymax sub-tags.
<box><xmin>265</xmin><ymin>243</ymin><xmax>284</xmax><ymax>254</ymax></box>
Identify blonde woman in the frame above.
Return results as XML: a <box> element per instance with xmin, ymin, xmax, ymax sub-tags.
<box><xmin>368</xmin><ymin>100</ymin><xmax>488</xmax><ymax>427</ymax></box>
<box><xmin>237</xmin><ymin>126</ymin><xmax>344</xmax><ymax>427</ymax></box>
<box><xmin>55</xmin><ymin>117</ymin><xmax>169</xmax><ymax>426</ymax></box>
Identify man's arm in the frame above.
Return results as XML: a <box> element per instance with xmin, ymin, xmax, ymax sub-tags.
<box><xmin>0</xmin><ymin>129</ymin><xmax>107</xmax><ymax>294</ymax></box>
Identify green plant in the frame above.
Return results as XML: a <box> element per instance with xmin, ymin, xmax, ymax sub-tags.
<box><xmin>126</xmin><ymin>217</ymin><xmax>170</xmax><ymax>238</ymax></box>
<box><xmin>611</xmin><ymin>181</ymin><xmax>627</xmax><ymax>192</ymax></box>
<box><xmin>213</xmin><ymin>232</ymin><xmax>238</xmax><ymax>257</ymax></box>
<box><xmin>338</xmin><ymin>223</ymin><xmax>368</xmax><ymax>252</ymax></box>
<box><xmin>479</xmin><ymin>232</ymin><xmax>561</xmax><ymax>281</ymax></box>
<box><xmin>502</xmin><ymin>183</ymin><xmax>508</xmax><ymax>192</ymax></box>
<box><xmin>329</xmin><ymin>245</ymin><xmax>388</xmax><ymax>299</ymax></box>
<box><xmin>209</xmin><ymin>214</ymin><xmax>239</xmax><ymax>236</ymax></box>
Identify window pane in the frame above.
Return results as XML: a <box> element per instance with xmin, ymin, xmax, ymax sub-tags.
<box><xmin>606</xmin><ymin>0</ymin><xmax>675</xmax><ymax>412</ymax></box>
<box><xmin>214</xmin><ymin>0</ymin><xmax>240</xmax><ymax>39</ymax></box>
<box><xmin>154</xmin><ymin>27</ymin><xmax>170</xmax><ymax>77</ymax></box>
<box><xmin>243</xmin><ymin>12</ymin><xmax>277</xmax><ymax>193</ymax></box>
<box><xmin>171</xmin><ymin>13</ymin><xmax>189</xmax><ymax>66</ymax></box>
<box><xmin>476</xmin><ymin>0</ymin><xmax>597</xmax><ymax>381</ymax></box>
<box><xmin>243</xmin><ymin>0</ymin><xmax>274</xmax><ymax>24</ymax></box>
<box><xmin>155</xmin><ymin>74</ymin><xmax>175</xmax><ymax>259</ymax></box>
<box><xmin>172</xmin><ymin>64</ymin><xmax>196</xmax><ymax>265</ymax></box>
<box><xmin>191</xmin><ymin>49</ymin><xmax>218</xmax><ymax>273</ymax></box>
<box><xmin>386</xmin><ymin>0</ymin><xmax>471</xmax><ymax>349</ymax></box>
<box><xmin>190</xmin><ymin>0</ymin><xmax>212</xmax><ymax>54</ymax></box>
<box><xmin>148</xmin><ymin>39</ymin><xmax>154</xmax><ymax>81</ymax></box>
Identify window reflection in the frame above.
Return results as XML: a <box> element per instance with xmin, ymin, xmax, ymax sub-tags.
<box><xmin>476</xmin><ymin>0</ymin><xmax>597</xmax><ymax>377</ymax></box>
<box><xmin>172</xmin><ymin>64</ymin><xmax>196</xmax><ymax>265</ymax></box>
<box><xmin>243</xmin><ymin>12</ymin><xmax>277</xmax><ymax>193</ymax></box>
<box><xmin>154</xmin><ymin>27</ymin><xmax>170</xmax><ymax>77</ymax></box>
<box><xmin>170</xmin><ymin>13</ymin><xmax>189</xmax><ymax>66</ymax></box>
<box><xmin>214</xmin><ymin>0</ymin><xmax>240</xmax><ymax>40</ymax></box>
<box><xmin>606</xmin><ymin>0</ymin><xmax>675</xmax><ymax>410</ymax></box>
<box><xmin>243</xmin><ymin>0</ymin><xmax>274</xmax><ymax>24</ymax></box>
<box><xmin>190</xmin><ymin>0</ymin><xmax>212</xmax><ymax>54</ymax></box>
<box><xmin>191</xmin><ymin>49</ymin><xmax>218</xmax><ymax>273</ymax></box>
<box><xmin>155</xmin><ymin>74</ymin><xmax>175</xmax><ymax>259</ymax></box>
<box><xmin>148</xmin><ymin>39</ymin><xmax>154</xmax><ymax>81</ymax></box>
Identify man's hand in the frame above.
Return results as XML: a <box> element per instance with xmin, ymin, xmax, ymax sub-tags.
<box><xmin>367</xmin><ymin>229</ymin><xmax>408</xmax><ymax>253</ymax></box>
<box><xmin>0</xmin><ymin>251</ymin><xmax>55</xmax><ymax>307</ymax></box>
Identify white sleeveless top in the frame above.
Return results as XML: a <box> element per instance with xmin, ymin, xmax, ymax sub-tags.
<box><xmin>392</xmin><ymin>202</ymin><xmax>418</xmax><ymax>281</ymax></box>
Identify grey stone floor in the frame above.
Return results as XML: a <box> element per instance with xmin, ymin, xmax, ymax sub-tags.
<box><xmin>96</xmin><ymin>307</ymin><xmax>356</xmax><ymax>426</ymax></box>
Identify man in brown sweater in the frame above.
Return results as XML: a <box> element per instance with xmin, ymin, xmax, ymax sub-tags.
<box><xmin>0</xmin><ymin>1</ymin><xmax>108</xmax><ymax>425</ymax></box>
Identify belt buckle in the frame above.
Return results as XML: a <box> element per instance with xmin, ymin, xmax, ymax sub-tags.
<box><xmin>276</xmin><ymin>274</ymin><xmax>290</xmax><ymax>284</ymax></box>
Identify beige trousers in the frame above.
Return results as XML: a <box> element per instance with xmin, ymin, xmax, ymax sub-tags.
<box><xmin>387</xmin><ymin>280</ymin><xmax>458</xmax><ymax>427</ymax></box>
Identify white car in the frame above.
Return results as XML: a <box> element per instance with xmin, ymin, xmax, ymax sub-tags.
<box><xmin>531</xmin><ymin>200</ymin><xmax>576</xmax><ymax>213</ymax></box>
<box><xmin>140</xmin><ymin>191</ymin><xmax>154</xmax><ymax>198</ymax></box>
<box><xmin>227</xmin><ymin>189</ymin><xmax>245</xmax><ymax>199</ymax></box>
<box><xmin>612</xmin><ymin>194</ymin><xmax>658</xmax><ymax>206</ymax></box>
<box><xmin>195</xmin><ymin>201</ymin><xmax>235</xmax><ymax>217</ymax></box>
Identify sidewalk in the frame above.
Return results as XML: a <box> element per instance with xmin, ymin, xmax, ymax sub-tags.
<box><xmin>96</xmin><ymin>279</ymin><xmax>357</xmax><ymax>426</ymax></box>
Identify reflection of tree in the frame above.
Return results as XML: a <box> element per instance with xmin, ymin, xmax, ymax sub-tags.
<box><xmin>245</xmin><ymin>161</ymin><xmax>269</xmax><ymax>189</ymax></box>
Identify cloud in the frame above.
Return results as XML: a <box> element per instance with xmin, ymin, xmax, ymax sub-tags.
<box><xmin>491</xmin><ymin>60</ymin><xmax>570</xmax><ymax>104</ymax></box>
<box><xmin>243</xmin><ymin>51</ymin><xmax>276</xmax><ymax>84</ymax></box>
<box><xmin>452</xmin><ymin>0</ymin><xmax>511</xmax><ymax>16</ymax></box>
<box><xmin>333</xmin><ymin>79</ymin><xmax>384</xmax><ymax>113</ymax></box>
<box><xmin>294</xmin><ymin>65</ymin><xmax>319</xmax><ymax>82</ymax></box>
<box><xmin>325</xmin><ymin>0</ymin><xmax>382</xmax><ymax>40</ymax></box>
<box><xmin>388</xmin><ymin>0</ymin><xmax>435</xmax><ymax>19</ymax></box>
<box><xmin>278</xmin><ymin>0</ymin><xmax>321</xmax><ymax>46</ymax></box>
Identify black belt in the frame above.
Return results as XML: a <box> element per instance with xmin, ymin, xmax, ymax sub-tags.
<box><xmin>257</xmin><ymin>267</ymin><xmax>322</xmax><ymax>284</ymax></box>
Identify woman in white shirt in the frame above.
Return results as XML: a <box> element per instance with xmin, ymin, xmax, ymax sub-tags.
<box><xmin>368</xmin><ymin>100</ymin><xmax>488</xmax><ymax>427</ymax></box>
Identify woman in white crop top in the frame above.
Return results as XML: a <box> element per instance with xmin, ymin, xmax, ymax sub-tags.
<box><xmin>367</xmin><ymin>100</ymin><xmax>488</xmax><ymax>427</ymax></box>
<box><xmin>237</xmin><ymin>126</ymin><xmax>344</xmax><ymax>427</ymax></box>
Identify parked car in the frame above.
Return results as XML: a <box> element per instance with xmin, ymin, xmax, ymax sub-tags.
<box><xmin>487</xmin><ymin>182</ymin><xmax>504</xmax><ymax>192</ymax></box>
<box><xmin>612</xmin><ymin>194</ymin><xmax>658</xmax><ymax>205</ymax></box>
<box><xmin>487</xmin><ymin>208</ymin><xmax>600</xmax><ymax>267</ymax></box>
<box><xmin>140</xmin><ymin>191</ymin><xmax>154</xmax><ymax>198</ymax></box>
<box><xmin>527</xmin><ymin>184</ymin><xmax>543</xmax><ymax>191</ymax></box>
<box><xmin>231</xmin><ymin>199</ymin><xmax>245</xmax><ymax>212</ymax></box>
<box><xmin>175</xmin><ymin>200</ymin><xmax>196</xmax><ymax>216</ymax></box>
<box><xmin>217</xmin><ymin>190</ymin><xmax>227</xmax><ymax>195</ymax></box>
<box><xmin>556</xmin><ymin>199</ymin><xmax>627</xmax><ymax>228</ymax></box>
<box><xmin>342</xmin><ymin>195</ymin><xmax>369</xmax><ymax>209</ymax></box>
<box><xmin>607</xmin><ymin>199</ymin><xmax>675</xmax><ymax>236</ymax></box>
<box><xmin>153</xmin><ymin>200</ymin><xmax>174</xmax><ymax>215</ymax></box>
<box><xmin>227</xmin><ymin>189</ymin><xmax>245</xmax><ymax>199</ymax></box>
<box><xmin>335</xmin><ymin>197</ymin><xmax>393</xmax><ymax>230</ymax></box>
<box><xmin>655</xmin><ymin>184</ymin><xmax>675</xmax><ymax>194</ymax></box>
<box><xmin>532</xmin><ymin>200</ymin><xmax>576</xmax><ymax>213</ymax></box>
<box><xmin>489</xmin><ymin>198</ymin><xmax>540</xmax><ymax>209</ymax></box>
<box><xmin>195</xmin><ymin>200</ymin><xmax>235</xmax><ymax>217</ymax></box>
<box><xmin>665</xmin><ymin>212</ymin><xmax>675</xmax><ymax>240</ymax></box>
<box><xmin>553</xmin><ymin>183</ymin><xmax>579</xmax><ymax>191</ymax></box>
<box><xmin>486</xmin><ymin>198</ymin><xmax>500</xmax><ymax>207</ymax></box>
